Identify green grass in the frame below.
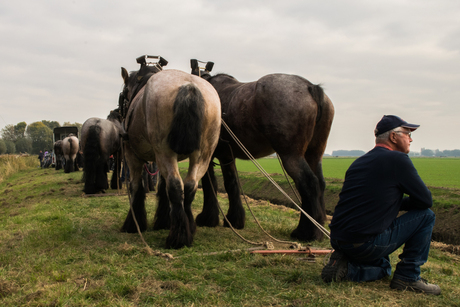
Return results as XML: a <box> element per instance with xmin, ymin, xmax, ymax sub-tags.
<box><xmin>0</xmin><ymin>160</ymin><xmax>459</xmax><ymax>306</ymax></box>
<box><xmin>411</xmin><ymin>158</ymin><xmax>460</xmax><ymax>188</ymax></box>
<box><xmin>222</xmin><ymin>157</ymin><xmax>460</xmax><ymax>189</ymax></box>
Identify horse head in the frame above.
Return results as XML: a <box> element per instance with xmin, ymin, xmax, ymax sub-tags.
<box><xmin>121</xmin><ymin>67</ymin><xmax>159</xmax><ymax>102</ymax></box>
<box><xmin>121</xmin><ymin>55</ymin><xmax>168</xmax><ymax>103</ymax></box>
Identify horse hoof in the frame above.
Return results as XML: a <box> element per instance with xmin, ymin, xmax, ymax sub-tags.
<box><xmin>290</xmin><ymin>227</ymin><xmax>323</xmax><ymax>242</ymax></box>
<box><xmin>165</xmin><ymin>237</ymin><xmax>193</xmax><ymax>249</ymax></box>
<box><xmin>121</xmin><ymin>219</ymin><xmax>147</xmax><ymax>233</ymax></box>
<box><xmin>152</xmin><ymin>219</ymin><xmax>170</xmax><ymax>230</ymax></box>
<box><xmin>195</xmin><ymin>212</ymin><xmax>219</xmax><ymax>227</ymax></box>
<box><xmin>223</xmin><ymin>216</ymin><xmax>245</xmax><ymax>229</ymax></box>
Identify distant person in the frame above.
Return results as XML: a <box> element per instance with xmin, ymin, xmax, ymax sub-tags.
<box><xmin>321</xmin><ymin>115</ymin><xmax>440</xmax><ymax>295</ymax></box>
<box><xmin>38</xmin><ymin>150</ymin><xmax>44</xmax><ymax>168</ymax></box>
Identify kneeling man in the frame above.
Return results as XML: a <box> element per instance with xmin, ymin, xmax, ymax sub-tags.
<box><xmin>322</xmin><ymin>115</ymin><xmax>440</xmax><ymax>295</ymax></box>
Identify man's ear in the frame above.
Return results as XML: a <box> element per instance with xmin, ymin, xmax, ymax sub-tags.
<box><xmin>389</xmin><ymin>131</ymin><xmax>397</xmax><ymax>144</ymax></box>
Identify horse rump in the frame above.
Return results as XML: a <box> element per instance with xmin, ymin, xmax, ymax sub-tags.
<box><xmin>167</xmin><ymin>83</ymin><xmax>205</xmax><ymax>155</ymax></box>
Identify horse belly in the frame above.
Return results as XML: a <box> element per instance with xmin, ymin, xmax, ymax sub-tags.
<box><xmin>219</xmin><ymin>127</ymin><xmax>274</xmax><ymax>160</ymax></box>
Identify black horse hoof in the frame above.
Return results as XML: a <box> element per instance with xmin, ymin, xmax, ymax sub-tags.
<box><xmin>195</xmin><ymin>212</ymin><xmax>220</xmax><ymax>228</ymax></box>
<box><xmin>290</xmin><ymin>227</ymin><xmax>324</xmax><ymax>242</ymax></box>
<box><xmin>223</xmin><ymin>215</ymin><xmax>245</xmax><ymax>229</ymax></box>
<box><xmin>165</xmin><ymin>234</ymin><xmax>193</xmax><ymax>249</ymax></box>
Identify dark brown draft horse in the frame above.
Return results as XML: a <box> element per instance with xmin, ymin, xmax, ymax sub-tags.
<box><xmin>120</xmin><ymin>68</ymin><xmax>221</xmax><ymax>249</ymax></box>
<box><xmin>194</xmin><ymin>68</ymin><xmax>334</xmax><ymax>242</ymax></box>
<box><xmin>80</xmin><ymin>110</ymin><xmax>123</xmax><ymax>194</ymax></box>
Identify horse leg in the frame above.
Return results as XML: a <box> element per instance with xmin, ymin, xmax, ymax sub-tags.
<box><xmin>55</xmin><ymin>157</ymin><xmax>62</xmax><ymax>170</ymax></box>
<box><xmin>305</xmin><ymin>156</ymin><xmax>327</xmax><ymax>241</ymax></box>
<box><xmin>196</xmin><ymin>162</ymin><xmax>220</xmax><ymax>227</ymax></box>
<box><xmin>299</xmin><ymin>102</ymin><xmax>333</xmax><ymax>241</ymax></box>
<box><xmin>307</xmin><ymin>157</ymin><xmax>326</xmax><ymax>220</ymax></box>
<box><xmin>148</xmin><ymin>163</ymin><xmax>156</xmax><ymax>191</ymax></box>
<box><xmin>83</xmin><ymin>157</ymin><xmax>94</xmax><ymax>194</ymax></box>
<box><xmin>110</xmin><ymin>152</ymin><xmax>121</xmax><ymax>190</ymax></box>
<box><xmin>121</xmin><ymin>157</ymin><xmax>147</xmax><ymax>233</ymax></box>
<box><xmin>142</xmin><ymin>165</ymin><xmax>150</xmax><ymax>193</ymax></box>
<box><xmin>221</xmin><ymin>160</ymin><xmax>245</xmax><ymax>229</ymax></box>
<box><xmin>74</xmin><ymin>156</ymin><xmax>79</xmax><ymax>171</ymax></box>
<box><xmin>153</xmin><ymin>175</ymin><xmax>171</xmax><ymax>230</ymax></box>
<box><xmin>280</xmin><ymin>154</ymin><xmax>325</xmax><ymax>242</ymax></box>
<box><xmin>95</xmin><ymin>158</ymin><xmax>109</xmax><ymax>192</ymax></box>
<box><xmin>64</xmin><ymin>157</ymin><xmax>74</xmax><ymax>173</ymax></box>
<box><xmin>183</xmin><ymin>179</ymin><xmax>197</xmax><ymax>235</ymax></box>
<box><xmin>165</xmin><ymin>175</ymin><xmax>193</xmax><ymax>249</ymax></box>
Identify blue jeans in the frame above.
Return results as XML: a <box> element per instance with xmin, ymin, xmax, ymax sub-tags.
<box><xmin>331</xmin><ymin>209</ymin><xmax>435</xmax><ymax>283</ymax></box>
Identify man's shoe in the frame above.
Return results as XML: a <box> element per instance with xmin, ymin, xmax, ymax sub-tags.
<box><xmin>321</xmin><ymin>250</ymin><xmax>348</xmax><ymax>283</ymax></box>
<box><xmin>390</xmin><ymin>277</ymin><xmax>441</xmax><ymax>295</ymax></box>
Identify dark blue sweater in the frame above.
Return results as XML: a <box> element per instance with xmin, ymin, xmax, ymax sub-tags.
<box><xmin>329</xmin><ymin>146</ymin><xmax>432</xmax><ymax>243</ymax></box>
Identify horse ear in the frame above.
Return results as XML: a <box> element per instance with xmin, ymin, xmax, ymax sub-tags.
<box><xmin>121</xmin><ymin>67</ymin><xmax>129</xmax><ymax>84</ymax></box>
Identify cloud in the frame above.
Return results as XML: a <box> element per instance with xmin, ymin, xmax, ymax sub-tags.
<box><xmin>1</xmin><ymin>0</ymin><xmax>460</xmax><ymax>153</ymax></box>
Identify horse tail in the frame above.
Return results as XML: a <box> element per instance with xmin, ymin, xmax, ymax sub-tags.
<box><xmin>83</xmin><ymin>125</ymin><xmax>101</xmax><ymax>193</ymax></box>
<box><xmin>167</xmin><ymin>83</ymin><xmax>205</xmax><ymax>155</ymax></box>
<box><xmin>308</xmin><ymin>84</ymin><xmax>324</xmax><ymax>124</ymax></box>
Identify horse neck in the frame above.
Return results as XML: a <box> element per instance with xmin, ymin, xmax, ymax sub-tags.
<box><xmin>210</xmin><ymin>77</ymin><xmax>243</xmax><ymax>101</ymax></box>
<box><xmin>210</xmin><ymin>75</ymin><xmax>241</xmax><ymax>88</ymax></box>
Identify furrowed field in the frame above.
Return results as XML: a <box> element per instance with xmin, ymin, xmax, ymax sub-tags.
<box><xmin>0</xmin><ymin>155</ymin><xmax>459</xmax><ymax>306</ymax></box>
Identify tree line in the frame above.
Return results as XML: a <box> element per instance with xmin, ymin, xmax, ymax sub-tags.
<box><xmin>0</xmin><ymin>121</ymin><xmax>82</xmax><ymax>155</ymax></box>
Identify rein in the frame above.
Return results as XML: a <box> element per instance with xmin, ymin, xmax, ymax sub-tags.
<box><xmin>121</xmin><ymin>139</ymin><xmax>173</xmax><ymax>259</ymax></box>
<box><xmin>221</xmin><ymin>119</ymin><xmax>331</xmax><ymax>239</ymax></box>
<box><xmin>144</xmin><ymin>163</ymin><xmax>159</xmax><ymax>176</ymax></box>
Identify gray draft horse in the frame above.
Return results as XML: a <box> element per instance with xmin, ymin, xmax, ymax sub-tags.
<box><xmin>120</xmin><ymin>68</ymin><xmax>221</xmax><ymax>249</ymax></box>
<box><xmin>192</xmin><ymin>62</ymin><xmax>334</xmax><ymax>242</ymax></box>
<box><xmin>62</xmin><ymin>134</ymin><xmax>80</xmax><ymax>173</ymax></box>
<box><xmin>80</xmin><ymin>109</ymin><xmax>124</xmax><ymax>194</ymax></box>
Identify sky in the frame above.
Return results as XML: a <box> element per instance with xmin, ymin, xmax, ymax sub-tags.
<box><xmin>1</xmin><ymin>0</ymin><xmax>459</xmax><ymax>155</ymax></box>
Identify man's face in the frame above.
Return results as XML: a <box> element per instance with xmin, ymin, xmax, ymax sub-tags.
<box><xmin>391</xmin><ymin>128</ymin><xmax>413</xmax><ymax>154</ymax></box>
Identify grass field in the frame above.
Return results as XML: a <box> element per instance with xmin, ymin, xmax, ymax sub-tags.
<box><xmin>0</xmin><ymin>156</ymin><xmax>459</xmax><ymax>306</ymax></box>
<box><xmin>227</xmin><ymin>157</ymin><xmax>460</xmax><ymax>189</ymax></box>
<box><xmin>0</xmin><ymin>166</ymin><xmax>459</xmax><ymax>306</ymax></box>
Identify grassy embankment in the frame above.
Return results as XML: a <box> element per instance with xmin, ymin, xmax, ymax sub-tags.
<box><xmin>0</xmin><ymin>156</ymin><xmax>458</xmax><ymax>306</ymax></box>
<box><xmin>0</xmin><ymin>155</ymin><xmax>38</xmax><ymax>184</ymax></box>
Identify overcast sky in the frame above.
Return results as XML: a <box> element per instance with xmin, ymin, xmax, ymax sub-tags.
<box><xmin>1</xmin><ymin>0</ymin><xmax>459</xmax><ymax>154</ymax></box>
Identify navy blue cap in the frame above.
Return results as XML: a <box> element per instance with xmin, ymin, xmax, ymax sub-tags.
<box><xmin>374</xmin><ymin>115</ymin><xmax>420</xmax><ymax>136</ymax></box>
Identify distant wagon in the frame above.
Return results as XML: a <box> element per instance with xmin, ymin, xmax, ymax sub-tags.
<box><xmin>52</xmin><ymin>126</ymin><xmax>79</xmax><ymax>166</ymax></box>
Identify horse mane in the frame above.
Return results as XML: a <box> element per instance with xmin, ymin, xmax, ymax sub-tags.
<box><xmin>208</xmin><ymin>73</ymin><xmax>238</xmax><ymax>82</ymax></box>
<box><xmin>126</xmin><ymin>65</ymin><xmax>162</xmax><ymax>103</ymax></box>
<box><xmin>107</xmin><ymin>109</ymin><xmax>122</xmax><ymax>123</ymax></box>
